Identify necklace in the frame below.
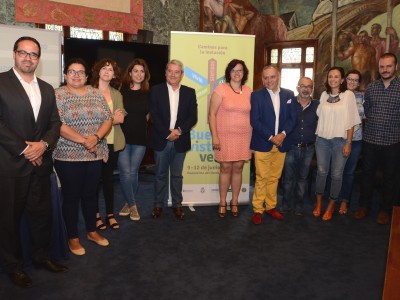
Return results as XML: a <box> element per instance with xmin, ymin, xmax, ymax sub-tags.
<box><xmin>229</xmin><ymin>82</ymin><xmax>242</xmax><ymax>94</ymax></box>
<box><xmin>327</xmin><ymin>93</ymin><xmax>341</xmax><ymax>103</ymax></box>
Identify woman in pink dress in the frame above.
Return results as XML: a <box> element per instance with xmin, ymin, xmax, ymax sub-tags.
<box><xmin>208</xmin><ymin>59</ymin><xmax>252</xmax><ymax>218</ymax></box>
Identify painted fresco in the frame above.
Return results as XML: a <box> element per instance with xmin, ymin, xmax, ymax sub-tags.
<box><xmin>201</xmin><ymin>0</ymin><xmax>400</xmax><ymax>93</ymax></box>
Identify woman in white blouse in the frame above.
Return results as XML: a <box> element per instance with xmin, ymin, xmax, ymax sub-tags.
<box><xmin>313</xmin><ymin>66</ymin><xmax>361</xmax><ymax>221</ymax></box>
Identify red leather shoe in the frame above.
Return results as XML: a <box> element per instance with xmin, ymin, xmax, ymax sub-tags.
<box><xmin>252</xmin><ymin>213</ymin><xmax>262</xmax><ymax>225</ymax></box>
<box><xmin>266</xmin><ymin>208</ymin><xmax>284</xmax><ymax>220</ymax></box>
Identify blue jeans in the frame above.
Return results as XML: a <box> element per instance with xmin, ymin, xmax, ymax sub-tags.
<box><xmin>154</xmin><ymin>141</ymin><xmax>186</xmax><ymax>208</ymax></box>
<box><xmin>315</xmin><ymin>137</ymin><xmax>349</xmax><ymax>201</ymax></box>
<box><xmin>282</xmin><ymin>144</ymin><xmax>315</xmax><ymax>211</ymax></box>
<box><xmin>339</xmin><ymin>140</ymin><xmax>362</xmax><ymax>203</ymax></box>
<box><xmin>118</xmin><ymin>144</ymin><xmax>146</xmax><ymax>207</ymax></box>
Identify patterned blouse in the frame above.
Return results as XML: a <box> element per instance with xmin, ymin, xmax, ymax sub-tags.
<box><xmin>352</xmin><ymin>91</ymin><xmax>364</xmax><ymax>141</ymax></box>
<box><xmin>53</xmin><ymin>85</ymin><xmax>112</xmax><ymax>162</ymax></box>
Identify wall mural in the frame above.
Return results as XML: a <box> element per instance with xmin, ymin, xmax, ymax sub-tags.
<box><xmin>201</xmin><ymin>0</ymin><xmax>400</xmax><ymax>94</ymax></box>
<box><xmin>15</xmin><ymin>0</ymin><xmax>143</xmax><ymax>34</ymax></box>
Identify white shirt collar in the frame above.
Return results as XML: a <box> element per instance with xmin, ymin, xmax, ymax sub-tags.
<box><xmin>166</xmin><ymin>82</ymin><xmax>181</xmax><ymax>92</ymax></box>
<box><xmin>266</xmin><ymin>87</ymin><xmax>280</xmax><ymax>96</ymax></box>
<box><xmin>13</xmin><ymin>67</ymin><xmax>38</xmax><ymax>84</ymax></box>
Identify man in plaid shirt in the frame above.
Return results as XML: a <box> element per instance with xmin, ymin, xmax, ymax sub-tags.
<box><xmin>355</xmin><ymin>52</ymin><xmax>400</xmax><ymax>224</ymax></box>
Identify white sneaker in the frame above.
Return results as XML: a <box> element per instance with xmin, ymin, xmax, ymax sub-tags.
<box><xmin>130</xmin><ymin>205</ymin><xmax>140</xmax><ymax>221</ymax></box>
<box><xmin>119</xmin><ymin>203</ymin><xmax>130</xmax><ymax>216</ymax></box>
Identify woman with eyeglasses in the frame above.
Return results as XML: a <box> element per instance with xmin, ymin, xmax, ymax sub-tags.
<box><xmin>53</xmin><ymin>58</ymin><xmax>113</xmax><ymax>255</ymax></box>
<box><xmin>208</xmin><ymin>59</ymin><xmax>252</xmax><ymax>218</ymax></box>
<box><xmin>90</xmin><ymin>58</ymin><xmax>126</xmax><ymax>231</ymax></box>
<box><xmin>313</xmin><ymin>66</ymin><xmax>361</xmax><ymax>221</ymax></box>
<box><xmin>335</xmin><ymin>70</ymin><xmax>365</xmax><ymax>214</ymax></box>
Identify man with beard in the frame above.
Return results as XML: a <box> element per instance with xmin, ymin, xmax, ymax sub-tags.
<box><xmin>0</xmin><ymin>36</ymin><xmax>67</xmax><ymax>288</ymax></box>
<box><xmin>355</xmin><ymin>52</ymin><xmax>400</xmax><ymax>224</ymax></box>
<box><xmin>280</xmin><ymin>77</ymin><xmax>319</xmax><ymax>216</ymax></box>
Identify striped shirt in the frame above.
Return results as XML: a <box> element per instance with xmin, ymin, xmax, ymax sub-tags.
<box><xmin>364</xmin><ymin>77</ymin><xmax>400</xmax><ymax>146</ymax></box>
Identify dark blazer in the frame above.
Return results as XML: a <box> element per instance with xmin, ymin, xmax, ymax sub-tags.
<box><xmin>250</xmin><ymin>87</ymin><xmax>296</xmax><ymax>153</ymax></box>
<box><xmin>149</xmin><ymin>83</ymin><xmax>197</xmax><ymax>152</ymax></box>
<box><xmin>0</xmin><ymin>69</ymin><xmax>61</xmax><ymax>177</ymax></box>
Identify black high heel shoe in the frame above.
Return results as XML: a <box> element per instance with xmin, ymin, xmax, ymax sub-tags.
<box><xmin>106</xmin><ymin>214</ymin><xmax>120</xmax><ymax>230</ymax></box>
<box><xmin>230</xmin><ymin>200</ymin><xmax>239</xmax><ymax>217</ymax></box>
<box><xmin>218</xmin><ymin>203</ymin><xmax>227</xmax><ymax>218</ymax></box>
<box><xmin>96</xmin><ymin>217</ymin><xmax>106</xmax><ymax>230</ymax></box>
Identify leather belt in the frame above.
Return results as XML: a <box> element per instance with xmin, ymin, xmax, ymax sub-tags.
<box><xmin>294</xmin><ymin>142</ymin><xmax>315</xmax><ymax>148</ymax></box>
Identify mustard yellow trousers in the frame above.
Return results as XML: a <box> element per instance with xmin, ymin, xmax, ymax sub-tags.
<box><xmin>252</xmin><ymin>146</ymin><xmax>286</xmax><ymax>213</ymax></box>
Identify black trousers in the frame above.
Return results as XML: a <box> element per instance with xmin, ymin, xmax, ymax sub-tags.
<box><xmin>99</xmin><ymin>144</ymin><xmax>120</xmax><ymax>215</ymax></box>
<box><xmin>0</xmin><ymin>173</ymin><xmax>52</xmax><ymax>273</ymax></box>
<box><xmin>54</xmin><ymin>160</ymin><xmax>102</xmax><ymax>238</ymax></box>
<box><xmin>359</xmin><ymin>141</ymin><xmax>400</xmax><ymax>211</ymax></box>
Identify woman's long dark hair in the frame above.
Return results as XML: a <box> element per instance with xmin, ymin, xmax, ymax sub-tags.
<box><xmin>324</xmin><ymin>66</ymin><xmax>347</xmax><ymax>94</ymax></box>
<box><xmin>122</xmin><ymin>58</ymin><xmax>151</xmax><ymax>91</ymax></box>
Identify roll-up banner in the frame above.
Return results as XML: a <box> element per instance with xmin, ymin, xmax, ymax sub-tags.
<box><xmin>170</xmin><ymin>31</ymin><xmax>255</xmax><ymax>206</ymax></box>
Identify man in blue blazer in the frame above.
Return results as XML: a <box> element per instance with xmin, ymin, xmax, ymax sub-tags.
<box><xmin>0</xmin><ymin>37</ymin><xmax>67</xmax><ymax>288</ymax></box>
<box><xmin>149</xmin><ymin>59</ymin><xmax>198</xmax><ymax>220</ymax></box>
<box><xmin>250</xmin><ymin>65</ymin><xmax>296</xmax><ymax>224</ymax></box>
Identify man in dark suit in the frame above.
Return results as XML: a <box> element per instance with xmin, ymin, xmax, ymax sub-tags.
<box><xmin>250</xmin><ymin>65</ymin><xmax>296</xmax><ymax>225</ymax></box>
<box><xmin>0</xmin><ymin>36</ymin><xmax>67</xmax><ymax>288</ymax></box>
<box><xmin>149</xmin><ymin>59</ymin><xmax>198</xmax><ymax>220</ymax></box>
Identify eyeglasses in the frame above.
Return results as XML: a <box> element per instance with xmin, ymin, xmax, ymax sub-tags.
<box><xmin>346</xmin><ymin>77</ymin><xmax>359</xmax><ymax>83</ymax></box>
<box><xmin>67</xmin><ymin>69</ymin><xmax>86</xmax><ymax>77</ymax></box>
<box><xmin>231</xmin><ymin>69</ymin><xmax>243</xmax><ymax>73</ymax></box>
<box><xmin>15</xmin><ymin>50</ymin><xmax>40</xmax><ymax>60</ymax></box>
<box><xmin>298</xmin><ymin>84</ymin><xmax>313</xmax><ymax>89</ymax></box>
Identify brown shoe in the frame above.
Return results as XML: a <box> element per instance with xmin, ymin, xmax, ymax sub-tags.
<box><xmin>174</xmin><ymin>207</ymin><xmax>185</xmax><ymax>220</ymax></box>
<box><xmin>354</xmin><ymin>207</ymin><xmax>368</xmax><ymax>220</ymax></box>
<box><xmin>152</xmin><ymin>207</ymin><xmax>162</xmax><ymax>219</ymax></box>
<box><xmin>376</xmin><ymin>210</ymin><xmax>390</xmax><ymax>225</ymax></box>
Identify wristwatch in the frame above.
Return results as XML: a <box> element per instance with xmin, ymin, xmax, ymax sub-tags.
<box><xmin>94</xmin><ymin>134</ymin><xmax>102</xmax><ymax>144</ymax></box>
<box><xmin>40</xmin><ymin>139</ymin><xmax>49</xmax><ymax>151</ymax></box>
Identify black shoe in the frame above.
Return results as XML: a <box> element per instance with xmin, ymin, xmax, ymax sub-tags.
<box><xmin>96</xmin><ymin>216</ymin><xmax>107</xmax><ymax>230</ymax></box>
<box><xmin>281</xmin><ymin>206</ymin><xmax>292</xmax><ymax>214</ymax></box>
<box><xmin>33</xmin><ymin>259</ymin><xmax>69</xmax><ymax>273</ymax></box>
<box><xmin>8</xmin><ymin>270</ymin><xmax>33</xmax><ymax>288</ymax></box>
<box><xmin>152</xmin><ymin>207</ymin><xmax>163</xmax><ymax>219</ymax></box>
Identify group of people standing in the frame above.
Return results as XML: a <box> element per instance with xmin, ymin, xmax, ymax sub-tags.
<box><xmin>0</xmin><ymin>36</ymin><xmax>197</xmax><ymax>288</ymax></box>
<box><xmin>209</xmin><ymin>55</ymin><xmax>399</xmax><ymax>227</ymax></box>
<box><xmin>54</xmin><ymin>57</ymin><xmax>196</xmax><ymax>255</ymax></box>
<box><xmin>1</xmin><ymin>35</ymin><xmax>399</xmax><ymax>289</ymax></box>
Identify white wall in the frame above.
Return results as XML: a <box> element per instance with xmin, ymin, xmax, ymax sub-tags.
<box><xmin>0</xmin><ymin>25</ymin><xmax>62</xmax><ymax>88</ymax></box>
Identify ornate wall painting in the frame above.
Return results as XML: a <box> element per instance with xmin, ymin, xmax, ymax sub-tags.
<box><xmin>15</xmin><ymin>0</ymin><xmax>143</xmax><ymax>34</ymax></box>
<box><xmin>200</xmin><ymin>0</ymin><xmax>400</xmax><ymax>93</ymax></box>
